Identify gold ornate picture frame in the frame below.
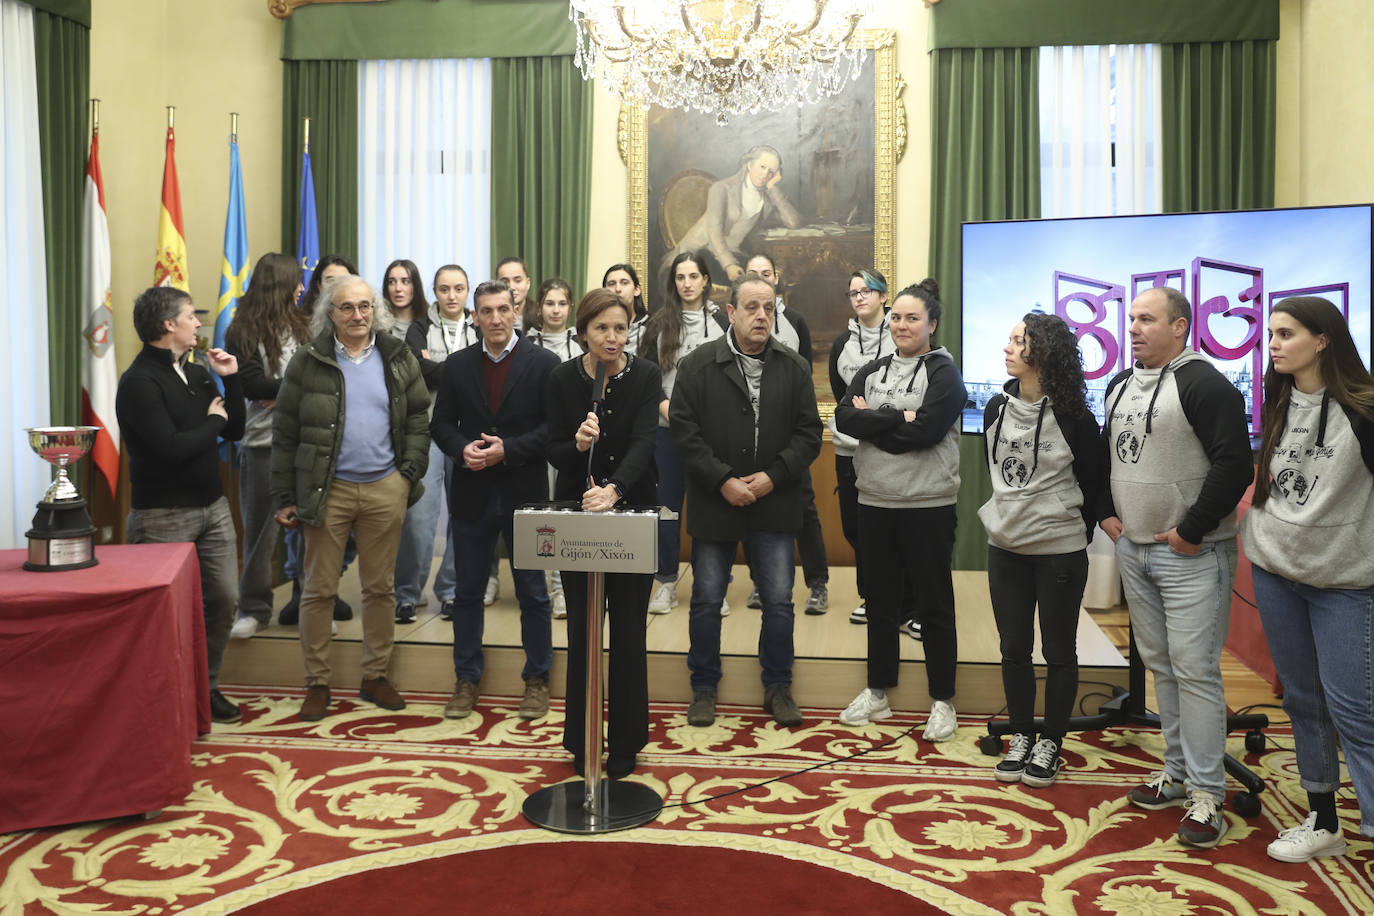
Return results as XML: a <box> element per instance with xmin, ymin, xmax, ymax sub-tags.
<box><xmin>619</xmin><ymin>30</ymin><xmax>904</xmax><ymax>410</ymax></box>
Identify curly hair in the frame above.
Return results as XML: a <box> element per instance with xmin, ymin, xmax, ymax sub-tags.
<box><xmin>1020</xmin><ymin>312</ymin><xmax>1089</xmax><ymax>418</ymax></box>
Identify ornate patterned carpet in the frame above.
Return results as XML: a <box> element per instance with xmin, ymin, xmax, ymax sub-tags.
<box><xmin>2</xmin><ymin>688</ymin><xmax>1371</xmax><ymax>915</ymax></box>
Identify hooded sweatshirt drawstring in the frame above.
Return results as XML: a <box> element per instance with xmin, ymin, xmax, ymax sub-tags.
<box><xmin>1103</xmin><ymin>363</ymin><xmax>1171</xmax><ymax>439</ymax></box>
<box><xmin>1316</xmin><ymin>390</ymin><xmax>1331</xmax><ymax>446</ymax></box>
<box><xmin>990</xmin><ymin>393</ymin><xmax>1048</xmax><ymax>481</ymax></box>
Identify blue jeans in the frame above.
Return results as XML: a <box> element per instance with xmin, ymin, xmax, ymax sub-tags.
<box><xmin>1252</xmin><ymin>564</ymin><xmax>1374</xmax><ymax>837</ymax></box>
<box><xmin>1116</xmin><ymin>537</ymin><xmax>1237</xmax><ymax>803</ymax></box>
<box><xmin>688</xmin><ymin>531</ymin><xmax>795</xmax><ymax>691</ymax></box>
<box><xmin>236</xmin><ymin>446</ymin><xmax>277</xmax><ymax>625</ymax></box>
<box><xmin>394</xmin><ymin>441</ymin><xmax>457</xmax><ymax>605</ymax></box>
<box><xmin>450</xmin><ymin>489</ymin><xmax>552</xmax><ymax>683</ymax></box>
<box><xmin>654</xmin><ymin>427</ymin><xmax>684</xmax><ymax>583</ymax></box>
<box><xmin>127</xmin><ymin>497</ymin><xmax>237</xmax><ymax>689</ymax></box>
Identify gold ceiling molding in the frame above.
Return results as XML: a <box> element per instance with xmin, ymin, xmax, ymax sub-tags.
<box><xmin>269</xmin><ymin>0</ymin><xmax>385</xmax><ymax>20</ymax></box>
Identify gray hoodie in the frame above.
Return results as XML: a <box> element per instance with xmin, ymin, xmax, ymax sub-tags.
<box><xmin>979</xmin><ymin>382</ymin><xmax>1100</xmax><ymax>555</ymax></box>
<box><xmin>1241</xmin><ymin>390</ymin><xmax>1374</xmax><ymax>589</ymax></box>
<box><xmin>834</xmin><ymin>347</ymin><xmax>965</xmax><ymax>509</ymax></box>
<box><xmin>826</xmin><ymin>316</ymin><xmax>890</xmax><ymax>457</ymax></box>
<box><xmin>1101</xmin><ymin>348</ymin><xmax>1253</xmax><ymax>545</ymax></box>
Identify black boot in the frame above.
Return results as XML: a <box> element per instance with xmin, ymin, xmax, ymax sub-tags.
<box><xmin>279</xmin><ymin>578</ymin><xmax>302</xmax><ymax>625</ymax></box>
<box><xmin>333</xmin><ymin>597</ymin><xmax>354</xmax><ymax>620</ymax></box>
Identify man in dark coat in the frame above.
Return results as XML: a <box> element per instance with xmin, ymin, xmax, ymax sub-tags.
<box><xmin>431</xmin><ymin>280</ymin><xmax>560</xmax><ymax>722</ymax></box>
<box><xmin>670</xmin><ymin>273</ymin><xmax>822</xmax><ymax>727</ymax></box>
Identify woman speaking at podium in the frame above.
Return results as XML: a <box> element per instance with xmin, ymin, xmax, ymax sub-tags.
<box><xmin>546</xmin><ymin>288</ymin><xmax>665</xmax><ymax>779</ymax></box>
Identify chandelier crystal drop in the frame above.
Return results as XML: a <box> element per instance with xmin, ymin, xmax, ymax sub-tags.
<box><xmin>569</xmin><ymin>1</ymin><xmax>873</xmax><ymax>124</ymax></box>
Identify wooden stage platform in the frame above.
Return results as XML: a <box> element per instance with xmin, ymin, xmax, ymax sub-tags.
<box><xmin>222</xmin><ymin>561</ymin><xmax>1128</xmax><ymax>717</ymax></box>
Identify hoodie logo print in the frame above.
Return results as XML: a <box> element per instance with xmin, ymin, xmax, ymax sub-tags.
<box><xmin>1115</xmin><ymin>429</ymin><xmax>1146</xmax><ymax>464</ymax></box>
<box><xmin>1274</xmin><ymin>468</ymin><xmax>1319</xmax><ymax>505</ymax></box>
<box><xmin>1000</xmin><ymin>456</ymin><xmax>1033</xmax><ymax>488</ymax></box>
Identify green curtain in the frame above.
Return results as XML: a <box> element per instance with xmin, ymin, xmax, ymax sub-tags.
<box><xmin>33</xmin><ymin>9</ymin><xmax>89</xmax><ymax>427</ymax></box>
<box><xmin>930</xmin><ymin>0</ymin><xmax>1278</xmax><ymax>49</ymax></box>
<box><xmin>928</xmin><ymin>47</ymin><xmax>1040</xmax><ymax>570</ymax></box>
<box><xmin>281</xmin><ymin>60</ymin><xmax>358</xmax><ymax>261</ymax></box>
<box><xmin>281</xmin><ymin>0</ymin><xmax>573</xmax><ymax>61</ymax></box>
<box><xmin>1161</xmin><ymin>40</ymin><xmax>1276</xmax><ymax>213</ymax></box>
<box><xmin>490</xmin><ymin>56</ymin><xmax>593</xmax><ymax>298</ymax></box>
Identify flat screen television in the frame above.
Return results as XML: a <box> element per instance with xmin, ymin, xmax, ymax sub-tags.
<box><xmin>960</xmin><ymin>204</ymin><xmax>1373</xmax><ymax>437</ymax></box>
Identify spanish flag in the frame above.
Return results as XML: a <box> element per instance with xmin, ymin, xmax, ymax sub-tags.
<box><xmin>153</xmin><ymin>126</ymin><xmax>188</xmax><ymax>291</ymax></box>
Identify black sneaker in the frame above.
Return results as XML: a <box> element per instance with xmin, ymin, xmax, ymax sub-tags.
<box><xmin>333</xmin><ymin>597</ymin><xmax>354</xmax><ymax>621</ymax></box>
<box><xmin>440</xmin><ymin>600</ymin><xmax>455</xmax><ymax>621</ymax></box>
<box><xmin>995</xmin><ymin>732</ymin><xmax>1033</xmax><ymax>783</ymax></box>
<box><xmin>901</xmin><ymin>619</ymin><xmax>923</xmax><ymax>641</ymax></box>
<box><xmin>395</xmin><ymin>603</ymin><xmax>416</xmax><ymax>624</ymax></box>
<box><xmin>210</xmin><ymin>689</ymin><xmax>242</xmax><ymax>724</ymax></box>
<box><xmin>746</xmin><ymin>588</ymin><xmax>762</xmax><ymax>609</ymax></box>
<box><xmin>1020</xmin><ymin>738</ymin><xmax>1062</xmax><ymax>788</ymax></box>
<box><xmin>687</xmin><ymin>689</ymin><xmax>717</xmax><ymax>726</ymax></box>
<box><xmin>278</xmin><ymin>580</ymin><xmax>302</xmax><ymax>625</ymax></box>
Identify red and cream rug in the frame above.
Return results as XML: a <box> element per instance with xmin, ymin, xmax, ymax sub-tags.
<box><xmin>2</xmin><ymin>688</ymin><xmax>1371</xmax><ymax>914</ymax></box>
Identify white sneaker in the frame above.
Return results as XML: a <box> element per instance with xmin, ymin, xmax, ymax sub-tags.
<box><xmin>230</xmin><ymin>616</ymin><xmax>260</xmax><ymax>639</ymax></box>
<box><xmin>839</xmin><ymin>688</ymin><xmax>892</xmax><ymax>726</ymax></box>
<box><xmin>483</xmin><ymin>575</ymin><xmax>499</xmax><ymax>606</ymax></box>
<box><xmin>648</xmin><ymin>581</ymin><xmax>678</xmax><ymax>615</ymax></box>
<box><xmin>551</xmin><ymin>590</ymin><xmax>567</xmax><ymax>620</ymax></box>
<box><xmin>849</xmin><ymin>602</ymin><xmax>867</xmax><ymax>624</ymax></box>
<box><xmin>923</xmin><ymin>699</ymin><xmax>957</xmax><ymax>742</ymax></box>
<box><xmin>331</xmin><ymin>619</ymin><xmax>338</xmax><ymax>636</ymax></box>
<box><xmin>720</xmin><ymin>596</ymin><xmax>731</xmax><ymax>617</ymax></box>
<box><xmin>1267</xmin><ymin>811</ymin><xmax>1347</xmax><ymax>863</ymax></box>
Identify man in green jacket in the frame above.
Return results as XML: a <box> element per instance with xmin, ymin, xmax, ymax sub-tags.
<box><xmin>271</xmin><ymin>274</ymin><xmax>430</xmax><ymax>722</ymax></box>
<box><xmin>670</xmin><ymin>273</ymin><xmax>822</xmax><ymax>728</ymax></box>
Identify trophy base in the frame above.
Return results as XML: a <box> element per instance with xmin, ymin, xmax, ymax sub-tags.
<box><xmin>24</xmin><ymin>497</ymin><xmax>97</xmax><ymax>572</ymax></box>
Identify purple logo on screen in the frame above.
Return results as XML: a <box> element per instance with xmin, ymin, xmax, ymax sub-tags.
<box><xmin>1056</xmin><ymin>264</ymin><xmax>1351</xmax><ymax>436</ymax></box>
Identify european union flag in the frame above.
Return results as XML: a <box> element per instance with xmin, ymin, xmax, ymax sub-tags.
<box><xmin>216</xmin><ymin>136</ymin><xmax>249</xmax><ymax>350</ymax></box>
<box><xmin>296</xmin><ymin>149</ymin><xmax>320</xmax><ymax>303</ymax></box>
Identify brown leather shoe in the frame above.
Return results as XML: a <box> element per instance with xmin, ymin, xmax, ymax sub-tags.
<box><xmin>445</xmin><ymin>679</ymin><xmax>479</xmax><ymax>719</ymax></box>
<box><xmin>300</xmin><ymin>685</ymin><xmax>330</xmax><ymax>721</ymax></box>
<box><xmin>518</xmin><ymin>675</ymin><xmax>550</xmax><ymax>720</ymax></box>
<box><xmin>359</xmin><ymin>676</ymin><xmax>406</xmax><ymax>711</ymax></box>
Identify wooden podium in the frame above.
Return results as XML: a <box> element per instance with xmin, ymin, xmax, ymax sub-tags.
<box><xmin>514</xmin><ymin>503</ymin><xmax>669</xmax><ymax>834</ymax></box>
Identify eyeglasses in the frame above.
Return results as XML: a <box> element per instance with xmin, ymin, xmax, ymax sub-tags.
<box><xmin>848</xmin><ymin>289</ymin><xmax>875</xmax><ymax>301</ymax></box>
<box><xmin>336</xmin><ymin>303</ymin><xmax>373</xmax><ymax>316</ymax></box>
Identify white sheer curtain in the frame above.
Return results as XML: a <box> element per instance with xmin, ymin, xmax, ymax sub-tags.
<box><xmin>1039</xmin><ymin>43</ymin><xmax>1162</xmax><ymax>606</ymax></box>
<box><xmin>0</xmin><ymin>0</ymin><xmax>53</xmax><ymax>549</ymax></box>
<box><xmin>1039</xmin><ymin>44</ymin><xmax>1162</xmax><ymax>218</ymax></box>
<box><xmin>357</xmin><ymin>58</ymin><xmax>492</xmax><ymax>296</ymax></box>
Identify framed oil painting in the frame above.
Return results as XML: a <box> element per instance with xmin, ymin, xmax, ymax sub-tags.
<box><xmin>619</xmin><ymin>30</ymin><xmax>906</xmax><ymax>417</ymax></box>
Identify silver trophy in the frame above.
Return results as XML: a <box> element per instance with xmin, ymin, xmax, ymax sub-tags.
<box><xmin>24</xmin><ymin>426</ymin><xmax>100</xmax><ymax>571</ymax></box>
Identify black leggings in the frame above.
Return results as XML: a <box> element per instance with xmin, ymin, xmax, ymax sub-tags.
<box><xmin>987</xmin><ymin>545</ymin><xmax>1087</xmax><ymax>742</ymax></box>
<box><xmin>858</xmin><ymin>503</ymin><xmax>957</xmax><ymax>697</ymax></box>
<box><xmin>835</xmin><ymin>456</ymin><xmax>918</xmax><ymax>619</ymax></box>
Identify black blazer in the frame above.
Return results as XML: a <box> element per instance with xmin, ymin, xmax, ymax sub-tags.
<box><xmin>546</xmin><ymin>355</ymin><xmax>662</xmax><ymax>505</ymax></box>
<box><xmin>430</xmin><ymin>337</ymin><xmax>560</xmax><ymax>521</ymax></box>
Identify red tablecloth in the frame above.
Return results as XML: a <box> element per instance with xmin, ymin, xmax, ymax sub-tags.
<box><xmin>0</xmin><ymin>543</ymin><xmax>210</xmax><ymax>834</ymax></box>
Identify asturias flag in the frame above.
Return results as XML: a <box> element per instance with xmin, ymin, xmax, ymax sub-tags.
<box><xmin>80</xmin><ymin>129</ymin><xmax>119</xmax><ymax>500</ymax></box>
<box><xmin>153</xmin><ymin>126</ymin><xmax>189</xmax><ymax>291</ymax></box>
<box><xmin>296</xmin><ymin>148</ymin><xmax>320</xmax><ymax>301</ymax></box>
<box><xmin>216</xmin><ymin>136</ymin><xmax>250</xmax><ymax>349</ymax></box>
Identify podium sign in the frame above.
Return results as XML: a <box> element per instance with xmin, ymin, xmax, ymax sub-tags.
<box><xmin>515</xmin><ymin>503</ymin><xmax>665</xmax><ymax>834</ymax></box>
<box><xmin>513</xmin><ymin>506</ymin><xmax>658</xmax><ymax>574</ymax></box>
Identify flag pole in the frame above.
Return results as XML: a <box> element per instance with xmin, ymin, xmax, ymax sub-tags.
<box><xmin>303</xmin><ymin>116</ymin><xmax>310</xmax><ymax>154</ymax></box>
<box><xmin>230</xmin><ymin>111</ymin><xmax>238</xmax><ymax>142</ymax></box>
<box><xmin>167</xmin><ymin>105</ymin><xmax>174</xmax><ymax>130</ymax></box>
<box><xmin>91</xmin><ymin>98</ymin><xmax>99</xmax><ymax>136</ymax></box>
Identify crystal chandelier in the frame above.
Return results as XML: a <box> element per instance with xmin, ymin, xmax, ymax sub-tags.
<box><xmin>569</xmin><ymin>1</ymin><xmax>873</xmax><ymax>124</ymax></box>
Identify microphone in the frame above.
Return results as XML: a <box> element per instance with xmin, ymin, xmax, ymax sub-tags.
<box><xmin>586</xmin><ymin>360</ymin><xmax>608</xmax><ymax>490</ymax></box>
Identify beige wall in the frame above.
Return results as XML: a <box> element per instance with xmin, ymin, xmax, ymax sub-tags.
<box><xmin>87</xmin><ymin>1</ymin><xmax>1372</xmax><ymax>372</ymax></box>
<box><xmin>584</xmin><ymin>0</ymin><xmax>931</xmax><ymax>298</ymax></box>
<box><xmin>1275</xmin><ymin>0</ymin><xmax>1374</xmax><ymax>207</ymax></box>
<box><xmin>91</xmin><ymin>0</ymin><xmax>282</xmax><ymax>370</ymax></box>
